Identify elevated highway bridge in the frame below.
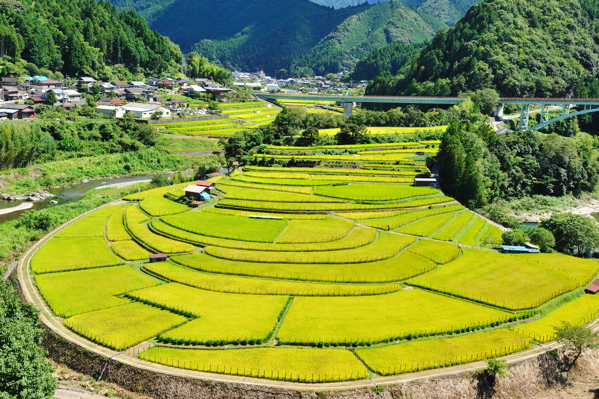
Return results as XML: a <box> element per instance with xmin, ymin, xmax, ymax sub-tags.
<box><xmin>256</xmin><ymin>93</ymin><xmax>599</xmax><ymax>132</ymax></box>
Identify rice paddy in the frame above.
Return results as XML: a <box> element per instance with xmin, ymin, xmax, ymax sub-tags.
<box><xmin>30</xmin><ymin>138</ymin><xmax>599</xmax><ymax>383</ymax></box>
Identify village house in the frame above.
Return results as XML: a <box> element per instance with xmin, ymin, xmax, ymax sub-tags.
<box><xmin>96</xmin><ymin>105</ymin><xmax>125</xmax><ymax>118</ymax></box>
<box><xmin>120</xmin><ymin>103</ymin><xmax>171</xmax><ymax>118</ymax></box>
<box><xmin>0</xmin><ymin>104</ymin><xmax>35</xmax><ymax>120</ymax></box>
<box><xmin>1</xmin><ymin>77</ymin><xmax>18</xmax><ymax>86</ymax></box>
<box><xmin>99</xmin><ymin>83</ymin><xmax>114</xmax><ymax>93</ymax></box>
<box><xmin>77</xmin><ymin>77</ymin><xmax>97</xmax><ymax>89</ymax></box>
<box><xmin>4</xmin><ymin>88</ymin><xmax>29</xmax><ymax>101</ymax></box>
<box><xmin>33</xmin><ymin>79</ymin><xmax>63</xmax><ymax>88</ymax></box>
<box><xmin>111</xmin><ymin>81</ymin><xmax>131</xmax><ymax>90</ymax></box>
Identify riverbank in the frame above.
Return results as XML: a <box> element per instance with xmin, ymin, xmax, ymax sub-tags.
<box><xmin>495</xmin><ymin>194</ymin><xmax>599</xmax><ymax>223</ymax></box>
<box><xmin>0</xmin><ymin>202</ymin><xmax>33</xmax><ymax>216</ymax></box>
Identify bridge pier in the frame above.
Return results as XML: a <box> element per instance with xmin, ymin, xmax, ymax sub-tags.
<box><xmin>493</xmin><ymin>104</ymin><xmax>504</xmax><ymax>118</ymax></box>
<box><xmin>341</xmin><ymin>102</ymin><xmax>354</xmax><ymax>117</ymax></box>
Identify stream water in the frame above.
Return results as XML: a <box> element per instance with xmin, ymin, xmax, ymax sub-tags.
<box><xmin>0</xmin><ymin>175</ymin><xmax>153</xmax><ymax>224</ymax></box>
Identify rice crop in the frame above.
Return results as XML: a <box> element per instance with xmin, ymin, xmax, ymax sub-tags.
<box><xmin>397</xmin><ymin>213</ymin><xmax>455</xmax><ymax>237</ymax></box>
<box><xmin>32</xmin><ymin>237</ymin><xmax>123</xmax><ymax>274</ymax></box>
<box><xmin>161</xmin><ymin>211</ymin><xmax>288</xmax><ymax>243</ymax></box>
<box><xmin>232</xmin><ymin>176</ymin><xmax>348</xmax><ymax>186</ymax></box>
<box><xmin>112</xmin><ymin>240</ymin><xmax>152</xmax><ymax>261</ymax></box>
<box><xmin>314</xmin><ymin>184</ymin><xmax>437</xmax><ymax>201</ymax></box>
<box><xmin>64</xmin><ymin>302</ymin><xmax>187</xmax><ymax>350</ymax></box>
<box><xmin>139</xmin><ymin>347</ymin><xmax>368</xmax><ymax>382</ymax></box>
<box><xmin>243</xmin><ymin>172</ymin><xmax>311</xmax><ymax>180</ymax></box>
<box><xmin>478</xmin><ymin>224</ymin><xmax>504</xmax><ymax>248</ymax></box>
<box><xmin>408</xmin><ymin>249</ymin><xmax>580</xmax><ymax>310</ymax></box>
<box><xmin>407</xmin><ymin>240</ymin><xmax>461</xmax><ymax>264</ymax></box>
<box><xmin>458</xmin><ymin>218</ymin><xmax>486</xmax><ymax>247</ymax></box>
<box><xmin>432</xmin><ymin>212</ymin><xmax>475</xmax><ymax>241</ymax></box>
<box><xmin>106</xmin><ymin>207</ymin><xmax>132</xmax><ymax>241</ymax></box>
<box><xmin>144</xmin><ymin>262</ymin><xmax>401</xmax><ymax>296</ymax></box>
<box><xmin>244</xmin><ymin>166</ymin><xmax>426</xmax><ymax>176</ymax></box>
<box><xmin>203</xmin><ymin>207</ymin><xmax>330</xmax><ymax>220</ymax></box>
<box><xmin>56</xmin><ymin>205</ymin><xmax>125</xmax><ymax>238</ymax></box>
<box><xmin>123</xmin><ymin>182</ymin><xmax>193</xmax><ymax>201</ymax></box>
<box><xmin>205</xmin><ymin>232</ymin><xmax>413</xmax><ymax>264</ymax></box>
<box><xmin>128</xmin><ymin>283</ymin><xmax>285</xmax><ymax>343</ymax></box>
<box><xmin>276</xmin><ymin>219</ymin><xmax>354</xmax><ymax>244</ymax></box>
<box><xmin>277</xmin><ymin>289</ymin><xmax>511</xmax><ymax>344</ymax></box>
<box><xmin>139</xmin><ymin>196</ymin><xmax>190</xmax><ymax>216</ymax></box>
<box><xmin>151</xmin><ymin>219</ymin><xmax>376</xmax><ymax>252</ymax></box>
<box><xmin>171</xmin><ymin>249</ymin><xmax>434</xmax><ymax>284</ymax></box>
<box><xmin>220</xmin><ymin>186</ymin><xmax>343</xmax><ymax>203</ymax></box>
<box><xmin>356</xmin><ymin>330</ymin><xmax>531</xmax><ymax>375</ymax></box>
<box><xmin>358</xmin><ymin>205</ymin><xmax>463</xmax><ymax>230</ymax></box>
<box><xmin>35</xmin><ymin>265</ymin><xmax>160</xmax><ymax>317</ymax></box>
<box><xmin>317</xmin><ymin>126</ymin><xmax>447</xmax><ymax>136</ymax></box>
<box><xmin>217</xmin><ymin>180</ymin><xmax>313</xmax><ymax>194</ymax></box>
<box><xmin>513</xmin><ymin>294</ymin><xmax>599</xmax><ymax>342</ymax></box>
<box><xmin>125</xmin><ymin>207</ymin><xmax>194</xmax><ymax>254</ymax></box>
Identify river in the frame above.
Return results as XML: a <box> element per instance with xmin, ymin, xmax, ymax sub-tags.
<box><xmin>0</xmin><ymin>175</ymin><xmax>153</xmax><ymax>224</ymax></box>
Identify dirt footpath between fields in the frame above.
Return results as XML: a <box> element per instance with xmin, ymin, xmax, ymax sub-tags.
<box><xmin>39</xmin><ymin>323</ymin><xmax>599</xmax><ymax>399</ymax></box>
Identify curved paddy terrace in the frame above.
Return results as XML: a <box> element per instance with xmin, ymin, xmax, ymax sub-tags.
<box><xmin>24</xmin><ymin>141</ymin><xmax>599</xmax><ymax>386</ymax></box>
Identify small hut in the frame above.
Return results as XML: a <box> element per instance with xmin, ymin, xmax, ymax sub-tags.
<box><xmin>149</xmin><ymin>254</ymin><xmax>167</xmax><ymax>263</ymax></box>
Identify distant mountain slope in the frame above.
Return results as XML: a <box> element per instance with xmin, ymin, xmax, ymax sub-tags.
<box><xmin>0</xmin><ymin>0</ymin><xmax>180</xmax><ymax>77</ymax></box>
<box><xmin>296</xmin><ymin>1</ymin><xmax>446</xmax><ymax>75</ymax></box>
<box><xmin>311</xmin><ymin>0</ymin><xmax>479</xmax><ymax>24</ymax></box>
<box><xmin>349</xmin><ymin>41</ymin><xmax>428</xmax><ymax>80</ymax></box>
<box><xmin>310</xmin><ymin>0</ymin><xmax>387</xmax><ymax>9</ymax></box>
<box><xmin>107</xmin><ymin>0</ymin><xmax>447</xmax><ymax>75</ymax></box>
<box><xmin>366</xmin><ymin>0</ymin><xmax>599</xmax><ymax>98</ymax></box>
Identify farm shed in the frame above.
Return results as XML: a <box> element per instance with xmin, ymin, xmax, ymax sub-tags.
<box><xmin>196</xmin><ymin>180</ymin><xmax>216</xmax><ymax>192</ymax></box>
<box><xmin>184</xmin><ymin>185</ymin><xmax>207</xmax><ymax>199</ymax></box>
<box><xmin>500</xmin><ymin>245</ymin><xmax>540</xmax><ymax>254</ymax></box>
<box><xmin>149</xmin><ymin>254</ymin><xmax>167</xmax><ymax>263</ymax></box>
<box><xmin>414</xmin><ymin>178</ymin><xmax>437</xmax><ymax>187</ymax></box>
<box><xmin>585</xmin><ymin>280</ymin><xmax>599</xmax><ymax>294</ymax></box>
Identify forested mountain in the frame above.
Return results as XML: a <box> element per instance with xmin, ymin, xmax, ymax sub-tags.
<box><xmin>0</xmin><ymin>0</ymin><xmax>181</xmax><ymax>79</ymax></box>
<box><xmin>293</xmin><ymin>1</ymin><xmax>446</xmax><ymax>75</ymax></box>
<box><xmin>349</xmin><ymin>41</ymin><xmax>428</xmax><ymax>80</ymax></box>
<box><xmin>312</xmin><ymin>0</ymin><xmax>480</xmax><ymax>24</ymax></box>
<box><xmin>106</xmin><ymin>0</ymin><xmax>451</xmax><ymax>76</ymax></box>
<box><xmin>366</xmin><ymin>0</ymin><xmax>599</xmax><ymax>98</ymax></box>
<box><xmin>310</xmin><ymin>0</ymin><xmax>386</xmax><ymax>9</ymax></box>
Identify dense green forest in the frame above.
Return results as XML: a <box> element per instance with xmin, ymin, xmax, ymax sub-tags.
<box><xmin>437</xmin><ymin>120</ymin><xmax>599</xmax><ymax>208</ymax></box>
<box><xmin>107</xmin><ymin>0</ymin><xmax>457</xmax><ymax>75</ymax></box>
<box><xmin>310</xmin><ymin>0</ymin><xmax>385</xmax><ymax>9</ymax></box>
<box><xmin>0</xmin><ymin>0</ymin><xmax>181</xmax><ymax>79</ymax></box>
<box><xmin>350</xmin><ymin>41</ymin><xmax>428</xmax><ymax>80</ymax></box>
<box><xmin>294</xmin><ymin>1</ymin><xmax>445</xmax><ymax>75</ymax></box>
<box><xmin>366</xmin><ymin>0</ymin><xmax>599</xmax><ymax>98</ymax></box>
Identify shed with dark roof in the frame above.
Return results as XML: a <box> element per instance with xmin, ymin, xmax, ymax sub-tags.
<box><xmin>149</xmin><ymin>253</ymin><xmax>167</xmax><ymax>263</ymax></box>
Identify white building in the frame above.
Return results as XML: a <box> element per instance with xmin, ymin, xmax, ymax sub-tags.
<box><xmin>96</xmin><ymin>105</ymin><xmax>125</xmax><ymax>118</ymax></box>
<box><xmin>266</xmin><ymin>84</ymin><xmax>279</xmax><ymax>92</ymax></box>
<box><xmin>120</xmin><ymin>103</ymin><xmax>171</xmax><ymax>119</ymax></box>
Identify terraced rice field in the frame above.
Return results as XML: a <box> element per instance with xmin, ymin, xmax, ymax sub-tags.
<box><xmin>408</xmin><ymin>249</ymin><xmax>584</xmax><ymax>310</ymax></box>
<box><xmin>30</xmin><ymin>140</ymin><xmax>599</xmax><ymax>383</ymax></box>
<box><xmin>356</xmin><ymin>330</ymin><xmax>531</xmax><ymax>375</ymax></box>
<box><xmin>513</xmin><ymin>294</ymin><xmax>599</xmax><ymax>342</ymax></box>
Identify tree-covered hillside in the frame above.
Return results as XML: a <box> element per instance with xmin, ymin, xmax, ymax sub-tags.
<box><xmin>310</xmin><ymin>0</ymin><xmax>385</xmax><ymax>9</ymax></box>
<box><xmin>312</xmin><ymin>0</ymin><xmax>480</xmax><ymax>24</ymax></box>
<box><xmin>349</xmin><ymin>41</ymin><xmax>428</xmax><ymax>80</ymax></box>
<box><xmin>107</xmin><ymin>0</ymin><xmax>451</xmax><ymax>76</ymax></box>
<box><xmin>366</xmin><ymin>0</ymin><xmax>599</xmax><ymax>98</ymax></box>
<box><xmin>0</xmin><ymin>0</ymin><xmax>181</xmax><ymax>78</ymax></box>
<box><xmin>295</xmin><ymin>1</ymin><xmax>446</xmax><ymax>75</ymax></box>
